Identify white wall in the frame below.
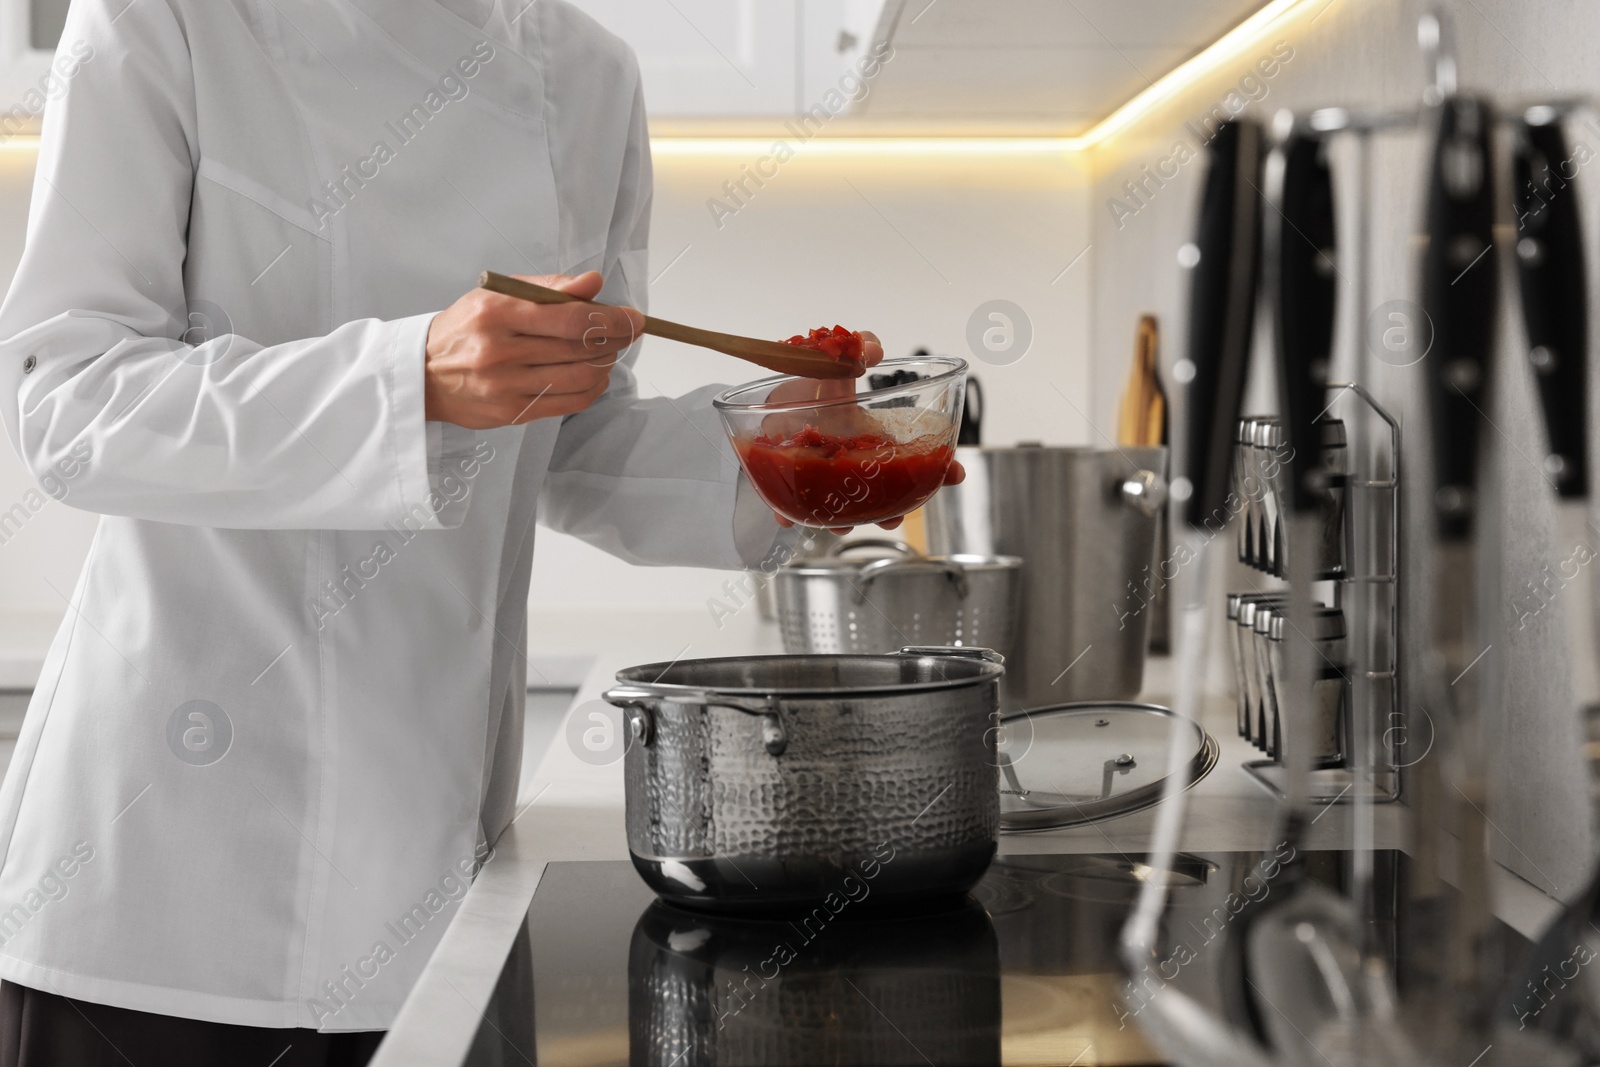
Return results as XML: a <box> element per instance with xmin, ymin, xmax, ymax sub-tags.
<box><xmin>0</xmin><ymin>145</ymin><xmax>1094</xmax><ymax>616</ymax></box>
<box><xmin>1082</xmin><ymin>0</ymin><xmax>1600</xmax><ymax>895</ymax></box>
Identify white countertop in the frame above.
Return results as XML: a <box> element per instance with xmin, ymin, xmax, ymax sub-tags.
<box><xmin>0</xmin><ymin>606</ymin><xmax>651</xmax><ymax>692</ymax></box>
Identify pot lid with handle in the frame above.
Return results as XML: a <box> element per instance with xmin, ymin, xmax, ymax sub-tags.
<box><xmin>996</xmin><ymin>702</ymin><xmax>1220</xmax><ymax>832</ymax></box>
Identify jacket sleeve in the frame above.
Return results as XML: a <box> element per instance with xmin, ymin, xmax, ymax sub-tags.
<box><xmin>0</xmin><ymin>0</ymin><xmax>453</xmax><ymax>532</ymax></box>
<box><xmin>537</xmin><ymin>76</ymin><xmax>793</xmax><ymax>570</ymax></box>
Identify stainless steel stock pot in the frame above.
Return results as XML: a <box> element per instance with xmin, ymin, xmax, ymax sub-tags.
<box><xmin>604</xmin><ymin>646</ymin><xmax>1004</xmax><ymax>912</ymax></box>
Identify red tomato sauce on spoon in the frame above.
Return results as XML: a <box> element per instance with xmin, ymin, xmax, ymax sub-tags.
<box><xmin>784</xmin><ymin>326</ymin><xmax>866</xmax><ymax>368</ymax></box>
<box><xmin>733</xmin><ymin>425</ymin><xmax>955</xmax><ymax>528</ymax></box>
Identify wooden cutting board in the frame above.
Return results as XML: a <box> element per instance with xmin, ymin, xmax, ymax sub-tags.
<box><xmin>1116</xmin><ymin>315</ymin><xmax>1167</xmax><ymax>449</ymax></box>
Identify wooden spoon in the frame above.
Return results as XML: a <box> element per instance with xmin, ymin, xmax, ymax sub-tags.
<box><xmin>479</xmin><ymin>271</ymin><xmax>863</xmax><ymax>381</ymax></box>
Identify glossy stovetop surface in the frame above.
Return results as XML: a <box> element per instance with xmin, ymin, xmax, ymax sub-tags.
<box><xmin>461</xmin><ymin>850</ymin><xmax>1424</xmax><ymax>1067</ymax></box>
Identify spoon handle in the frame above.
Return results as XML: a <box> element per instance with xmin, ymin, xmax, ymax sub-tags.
<box><xmin>477</xmin><ymin>271</ymin><xmax>860</xmax><ymax>380</ymax></box>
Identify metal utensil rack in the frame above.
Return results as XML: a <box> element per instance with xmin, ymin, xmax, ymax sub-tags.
<box><xmin>1244</xmin><ymin>380</ymin><xmax>1403</xmax><ymax>803</ymax></box>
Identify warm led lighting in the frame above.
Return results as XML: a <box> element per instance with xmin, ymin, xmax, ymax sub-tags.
<box><xmin>0</xmin><ymin>137</ymin><xmax>42</xmax><ymax>151</ymax></box>
<box><xmin>651</xmin><ymin>136</ymin><xmax>1079</xmax><ymax>157</ymax></box>
<box><xmin>1081</xmin><ymin>0</ymin><xmax>1333</xmax><ymax>148</ymax></box>
<box><xmin>654</xmin><ymin>0</ymin><xmax>1334</xmax><ymax>157</ymax></box>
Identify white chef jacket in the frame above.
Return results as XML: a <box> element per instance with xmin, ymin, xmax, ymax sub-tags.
<box><xmin>0</xmin><ymin>0</ymin><xmax>780</xmax><ymax>1032</ymax></box>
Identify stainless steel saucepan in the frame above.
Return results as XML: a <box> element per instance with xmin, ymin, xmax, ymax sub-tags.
<box><xmin>774</xmin><ymin>539</ymin><xmax>1023</xmax><ymax>657</ymax></box>
<box><xmin>604</xmin><ymin>646</ymin><xmax>1004</xmax><ymax>912</ymax></box>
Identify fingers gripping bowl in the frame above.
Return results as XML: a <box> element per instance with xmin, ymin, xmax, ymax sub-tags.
<box><xmin>715</xmin><ymin>356</ymin><xmax>967</xmax><ymax>529</ymax></box>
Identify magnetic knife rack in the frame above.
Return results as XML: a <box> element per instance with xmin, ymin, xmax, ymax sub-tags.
<box><xmin>1245</xmin><ymin>381</ymin><xmax>1403</xmax><ymax>804</ymax></box>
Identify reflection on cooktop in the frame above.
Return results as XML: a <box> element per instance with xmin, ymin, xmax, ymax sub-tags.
<box><xmin>632</xmin><ymin>895</ymin><xmax>1000</xmax><ymax>1066</ymax></box>
<box><xmin>462</xmin><ymin>850</ymin><xmax>1427</xmax><ymax>1067</ymax></box>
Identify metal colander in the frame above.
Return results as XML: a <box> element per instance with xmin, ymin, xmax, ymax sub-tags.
<box><xmin>774</xmin><ymin>540</ymin><xmax>1023</xmax><ymax>658</ymax></box>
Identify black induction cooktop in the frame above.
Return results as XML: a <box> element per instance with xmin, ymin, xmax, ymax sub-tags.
<box><xmin>459</xmin><ymin>850</ymin><xmax>1519</xmax><ymax>1067</ymax></box>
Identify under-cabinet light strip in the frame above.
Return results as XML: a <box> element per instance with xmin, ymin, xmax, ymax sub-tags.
<box><xmin>653</xmin><ymin>0</ymin><xmax>1332</xmax><ymax>157</ymax></box>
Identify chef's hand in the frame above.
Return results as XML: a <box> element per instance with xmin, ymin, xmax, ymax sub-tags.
<box><xmin>424</xmin><ymin>271</ymin><xmax>641</xmax><ymax>428</ymax></box>
<box><xmin>757</xmin><ymin>331</ymin><xmax>885</xmax><ymax>444</ymax></box>
<box><xmin>763</xmin><ymin>330</ymin><xmax>883</xmax><ymax>417</ymax></box>
<box><xmin>761</xmin><ymin>331</ymin><xmax>966</xmax><ymax>533</ymax></box>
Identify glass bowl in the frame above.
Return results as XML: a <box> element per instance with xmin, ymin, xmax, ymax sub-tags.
<box><xmin>714</xmin><ymin>356</ymin><xmax>967</xmax><ymax>528</ymax></box>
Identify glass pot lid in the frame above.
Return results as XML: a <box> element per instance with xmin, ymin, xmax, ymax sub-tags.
<box><xmin>997</xmin><ymin>702</ymin><xmax>1220</xmax><ymax>832</ymax></box>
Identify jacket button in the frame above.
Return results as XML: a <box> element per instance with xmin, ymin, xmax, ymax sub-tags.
<box><xmin>21</xmin><ymin>356</ymin><xmax>35</xmax><ymax>373</ymax></box>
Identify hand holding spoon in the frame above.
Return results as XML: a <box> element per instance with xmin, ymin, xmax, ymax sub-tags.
<box><xmin>479</xmin><ymin>271</ymin><xmax>864</xmax><ymax>381</ymax></box>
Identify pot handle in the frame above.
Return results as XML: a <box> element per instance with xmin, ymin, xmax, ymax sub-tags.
<box><xmin>897</xmin><ymin>645</ymin><xmax>1006</xmax><ymax>666</ymax></box>
<box><xmin>602</xmin><ymin>685</ymin><xmax>661</xmax><ymax>749</ymax></box>
<box><xmin>854</xmin><ymin>556</ymin><xmax>970</xmax><ymax>602</ymax></box>
<box><xmin>1120</xmin><ymin>469</ymin><xmax>1169</xmax><ymax>518</ymax></box>
<box><xmin>601</xmin><ymin>685</ymin><xmax>788</xmax><ymax>757</ymax></box>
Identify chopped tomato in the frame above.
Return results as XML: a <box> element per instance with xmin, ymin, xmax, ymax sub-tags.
<box><xmin>783</xmin><ymin>326</ymin><xmax>865</xmax><ymax>365</ymax></box>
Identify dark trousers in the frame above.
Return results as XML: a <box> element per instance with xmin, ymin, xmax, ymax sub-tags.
<box><xmin>0</xmin><ymin>982</ymin><xmax>385</xmax><ymax>1067</ymax></box>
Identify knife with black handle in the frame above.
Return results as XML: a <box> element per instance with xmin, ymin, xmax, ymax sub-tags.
<box><xmin>1509</xmin><ymin>110</ymin><xmax>1600</xmax><ymax>1052</ymax></box>
<box><xmin>1515</xmin><ymin>116</ymin><xmax>1589</xmax><ymax>503</ymax></box>
<box><xmin>1512</xmin><ymin>112</ymin><xmax>1596</xmax><ymax>704</ymax></box>
<box><xmin>1176</xmin><ymin>118</ymin><xmax>1272</xmax><ymax>1043</ymax></box>
<box><xmin>1264</xmin><ymin>122</ymin><xmax>1339</xmax><ymax>779</ymax></box>
<box><xmin>1423</xmin><ymin>99</ymin><xmax>1498</xmax><ymax>543</ymax></box>
<box><xmin>1240</xmin><ymin>120</ymin><xmax>1363</xmax><ymax>1062</ymax></box>
<box><xmin>1182</xmin><ymin>120</ymin><xmax>1265</xmax><ymax>533</ymax></box>
<box><xmin>1272</xmin><ymin>132</ymin><xmax>1339</xmax><ymax>518</ymax></box>
<box><xmin>1122</xmin><ymin>119</ymin><xmax>1272</xmax><ymax>1056</ymax></box>
<box><xmin>1417</xmin><ymin>93</ymin><xmax>1500</xmax><ymax>1049</ymax></box>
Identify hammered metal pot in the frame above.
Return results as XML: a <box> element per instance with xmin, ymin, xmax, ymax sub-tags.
<box><xmin>604</xmin><ymin>647</ymin><xmax>1004</xmax><ymax>913</ymax></box>
<box><xmin>628</xmin><ymin>896</ymin><xmax>1000</xmax><ymax>1066</ymax></box>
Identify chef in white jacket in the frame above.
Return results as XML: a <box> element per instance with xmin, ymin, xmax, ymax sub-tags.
<box><xmin>0</xmin><ymin>0</ymin><xmax>950</xmax><ymax>1063</ymax></box>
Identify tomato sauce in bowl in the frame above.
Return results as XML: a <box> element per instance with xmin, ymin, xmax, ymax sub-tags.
<box><xmin>733</xmin><ymin>425</ymin><xmax>956</xmax><ymax>528</ymax></box>
<box><xmin>715</xmin><ymin>354</ymin><xmax>968</xmax><ymax>529</ymax></box>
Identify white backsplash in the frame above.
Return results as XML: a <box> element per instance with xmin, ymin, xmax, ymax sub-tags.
<box><xmin>0</xmin><ymin>144</ymin><xmax>1094</xmax><ymax>616</ymax></box>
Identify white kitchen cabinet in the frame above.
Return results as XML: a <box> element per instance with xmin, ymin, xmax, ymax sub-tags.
<box><xmin>26</xmin><ymin>0</ymin><xmax>68</xmax><ymax>49</ymax></box>
<box><xmin>561</xmin><ymin>0</ymin><xmax>799</xmax><ymax>115</ymax></box>
<box><xmin>562</xmin><ymin>0</ymin><xmax>886</xmax><ymax>119</ymax></box>
<box><xmin>799</xmin><ymin>0</ymin><xmax>885</xmax><ymax>107</ymax></box>
<box><xmin>4</xmin><ymin>1</ymin><xmax>885</xmax><ymax>127</ymax></box>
